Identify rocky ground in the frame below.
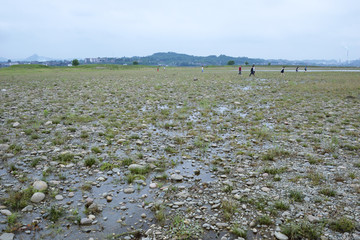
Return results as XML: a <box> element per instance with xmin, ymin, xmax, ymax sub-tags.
<box><xmin>0</xmin><ymin>66</ymin><xmax>359</xmax><ymax>240</ymax></box>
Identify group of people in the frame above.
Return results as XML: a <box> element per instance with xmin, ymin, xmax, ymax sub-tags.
<box><xmin>237</xmin><ymin>65</ymin><xmax>308</xmax><ymax>76</ymax></box>
<box><xmin>237</xmin><ymin>65</ymin><xmax>256</xmax><ymax>76</ymax></box>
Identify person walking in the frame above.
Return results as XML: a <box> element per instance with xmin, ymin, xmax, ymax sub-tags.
<box><xmin>249</xmin><ymin>64</ymin><xmax>255</xmax><ymax>77</ymax></box>
<box><xmin>296</xmin><ymin>66</ymin><xmax>299</xmax><ymax>72</ymax></box>
<box><xmin>202</xmin><ymin>66</ymin><xmax>204</xmax><ymax>73</ymax></box>
<box><xmin>281</xmin><ymin>66</ymin><xmax>285</xmax><ymax>76</ymax></box>
<box><xmin>304</xmin><ymin>66</ymin><xmax>307</xmax><ymax>72</ymax></box>
<box><xmin>238</xmin><ymin>65</ymin><xmax>242</xmax><ymax>75</ymax></box>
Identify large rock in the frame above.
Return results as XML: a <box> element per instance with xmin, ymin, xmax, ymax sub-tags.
<box><xmin>30</xmin><ymin>192</ymin><xmax>45</xmax><ymax>203</ymax></box>
<box><xmin>80</xmin><ymin>218</ymin><xmax>92</xmax><ymax>225</ymax></box>
<box><xmin>33</xmin><ymin>180</ymin><xmax>48</xmax><ymax>191</ymax></box>
<box><xmin>275</xmin><ymin>232</ymin><xmax>289</xmax><ymax>240</ymax></box>
<box><xmin>124</xmin><ymin>188</ymin><xmax>135</xmax><ymax>194</ymax></box>
<box><xmin>128</xmin><ymin>164</ymin><xmax>145</xmax><ymax>171</ymax></box>
<box><xmin>0</xmin><ymin>233</ymin><xmax>15</xmax><ymax>240</ymax></box>
<box><xmin>0</xmin><ymin>210</ymin><xmax>12</xmax><ymax>216</ymax></box>
<box><xmin>0</xmin><ymin>144</ymin><xmax>10</xmax><ymax>152</ymax></box>
<box><xmin>170</xmin><ymin>174</ymin><xmax>183</xmax><ymax>181</ymax></box>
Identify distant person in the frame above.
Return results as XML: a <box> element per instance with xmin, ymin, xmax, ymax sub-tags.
<box><xmin>202</xmin><ymin>66</ymin><xmax>204</xmax><ymax>73</ymax></box>
<box><xmin>281</xmin><ymin>66</ymin><xmax>285</xmax><ymax>76</ymax></box>
<box><xmin>157</xmin><ymin>67</ymin><xmax>159</xmax><ymax>72</ymax></box>
<box><xmin>304</xmin><ymin>66</ymin><xmax>307</xmax><ymax>72</ymax></box>
<box><xmin>238</xmin><ymin>65</ymin><xmax>242</xmax><ymax>75</ymax></box>
<box><xmin>296</xmin><ymin>66</ymin><xmax>299</xmax><ymax>72</ymax></box>
<box><xmin>249</xmin><ymin>64</ymin><xmax>255</xmax><ymax>77</ymax></box>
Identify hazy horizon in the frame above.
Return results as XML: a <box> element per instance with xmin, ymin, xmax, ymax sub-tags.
<box><xmin>1</xmin><ymin>0</ymin><xmax>359</xmax><ymax>61</ymax></box>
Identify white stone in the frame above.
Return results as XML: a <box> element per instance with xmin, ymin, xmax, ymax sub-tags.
<box><xmin>55</xmin><ymin>195</ymin><xmax>64</xmax><ymax>200</ymax></box>
<box><xmin>0</xmin><ymin>233</ymin><xmax>15</xmax><ymax>240</ymax></box>
<box><xmin>80</xmin><ymin>218</ymin><xmax>92</xmax><ymax>225</ymax></box>
<box><xmin>0</xmin><ymin>210</ymin><xmax>12</xmax><ymax>216</ymax></box>
<box><xmin>149</xmin><ymin>183</ymin><xmax>157</xmax><ymax>189</ymax></box>
<box><xmin>170</xmin><ymin>174</ymin><xmax>183</xmax><ymax>181</ymax></box>
<box><xmin>33</xmin><ymin>180</ymin><xmax>48</xmax><ymax>191</ymax></box>
<box><xmin>124</xmin><ymin>188</ymin><xmax>135</xmax><ymax>194</ymax></box>
<box><xmin>30</xmin><ymin>192</ymin><xmax>45</xmax><ymax>203</ymax></box>
<box><xmin>275</xmin><ymin>232</ymin><xmax>289</xmax><ymax>240</ymax></box>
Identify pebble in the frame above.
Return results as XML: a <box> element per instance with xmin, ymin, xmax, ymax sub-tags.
<box><xmin>124</xmin><ymin>188</ymin><xmax>135</xmax><ymax>194</ymax></box>
<box><xmin>33</xmin><ymin>180</ymin><xmax>48</xmax><ymax>191</ymax></box>
<box><xmin>170</xmin><ymin>174</ymin><xmax>183</xmax><ymax>181</ymax></box>
<box><xmin>275</xmin><ymin>232</ymin><xmax>289</xmax><ymax>240</ymax></box>
<box><xmin>55</xmin><ymin>195</ymin><xmax>64</xmax><ymax>201</ymax></box>
<box><xmin>30</xmin><ymin>192</ymin><xmax>45</xmax><ymax>203</ymax></box>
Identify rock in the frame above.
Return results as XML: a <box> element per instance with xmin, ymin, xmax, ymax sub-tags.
<box><xmin>216</xmin><ymin>223</ymin><xmax>229</xmax><ymax>228</ymax></box>
<box><xmin>128</xmin><ymin>164</ymin><xmax>145</xmax><ymax>171</ymax></box>
<box><xmin>261</xmin><ymin>187</ymin><xmax>270</xmax><ymax>192</ymax></box>
<box><xmin>12</xmin><ymin>122</ymin><xmax>20</xmax><ymax>128</ymax></box>
<box><xmin>307</xmin><ymin>215</ymin><xmax>319</xmax><ymax>223</ymax></box>
<box><xmin>275</xmin><ymin>232</ymin><xmax>289</xmax><ymax>240</ymax></box>
<box><xmin>45</xmin><ymin>121</ymin><xmax>53</xmax><ymax>126</ymax></box>
<box><xmin>106</xmin><ymin>196</ymin><xmax>112</xmax><ymax>202</ymax></box>
<box><xmin>141</xmin><ymin>213</ymin><xmax>147</xmax><ymax>218</ymax></box>
<box><xmin>21</xmin><ymin>205</ymin><xmax>34</xmax><ymax>212</ymax></box>
<box><xmin>80</xmin><ymin>218</ymin><xmax>92</xmax><ymax>225</ymax></box>
<box><xmin>33</xmin><ymin>180</ymin><xmax>48</xmax><ymax>191</ymax></box>
<box><xmin>170</xmin><ymin>174</ymin><xmax>183</xmax><ymax>181</ymax></box>
<box><xmin>149</xmin><ymin>183</ymin><xmax>157</xmax><ymax>189</ymax></box>
<box><xmin>0</xmin><ymin>144</ymin><xmax>10</xmax><ymax>152</ymax></box>
<box><xmin>55</xmin><ymin>195</ymin><xmax>64</xmax><ymax>201</ymax></box>
<box><xmin>30</xmin><ymin>192</ymin><xmax>45</xmax><ymax>203</ymax></box>
<box><xmin>0</xmin><ymin>233</ymin><xmax>15</xmax><ymax>240</ymax></box>
<box><xmin>124</xmin><ymin>188</ymin><xmax>135</xmax><ymax>194</ymax></box>
<box><xmin>68</xmin><ymin>192</ymin><xmax>75</xmax><ymax>198</ymax></box>
<box><xmin>0</xmin><ymin>210</ymin><xmax>12</xmax><ymax>216</ymax></box>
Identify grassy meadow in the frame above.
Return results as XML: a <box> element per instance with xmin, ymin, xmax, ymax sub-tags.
<box><xmin>0</xmin><ymin>65</ymin><xmax>359</xmax><ymax>239</ymax></box>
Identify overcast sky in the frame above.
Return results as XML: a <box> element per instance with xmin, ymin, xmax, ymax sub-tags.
<box><xmin>1</xmin><ymin>0</ymin><xmax>359</xmax><ymax>61</ymax></box>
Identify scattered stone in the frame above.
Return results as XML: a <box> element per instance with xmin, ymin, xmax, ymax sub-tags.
<box><xmin>55</xmin><ymin>195</ymin><xmax>64</xmax><ymax>201</ymax></box>
<box><xmin>80</xmin><ymin>218</ymin><xmax>92</xmax><ymax>225</ymax></box>
<box><xmin>0</xmin><ymin>233</ymin><xmax>15</xmax><ymax>240</ymax></box>
<box><xmin>124</xmin><ymin>188</ymin><xmax>135</xmax><ymax>194</ymax></box>
<box><xmin>149</xmin><ymin>183</ymin><xmax>157</xmax><ymax>189</ymax></box>
<box><xmin>0</xmin><ymin>210</ymin><xmax>12</xmax><ymax>216</ymax></box>
<box><xmin>33</xmin><ymin>181</ymin><xmax>48</xmax><ymax>191</ymax></box>
<box><xmin>275</xmin><ymin>232</ymin><xmax>289</xmax><ymax>240</ymax></box>
<box><xmin>170</xmin><ymin>174</ymin><xmax>183</xmax><ymax>181</ymax></box>
<box><xmin>30</xmin><ymin>192</ymin><xmax>45</xmax><ymax>203</ymax></box>
<box><xmin>12</xmin><ymin>122</ymin><xmax>20</xmax><ymax>128</ymax></box>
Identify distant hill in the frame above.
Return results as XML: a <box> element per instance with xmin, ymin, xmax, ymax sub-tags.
<box><xmin>138</xmin><ymin>52</ymin><xmax>259</xmax><ymax>66</ymax></box>
<box><xmin>24</xmin><ymin>54</ymin><xmax>53</xmax><ymax>62</ymax></box>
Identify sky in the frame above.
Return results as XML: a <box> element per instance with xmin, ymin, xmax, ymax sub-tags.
<box><xmin>1</xmin><ymin>0</ymin><xmax>360</xmax><ymax>61</ymax></box>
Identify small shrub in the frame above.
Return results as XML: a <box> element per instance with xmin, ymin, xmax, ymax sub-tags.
<box><xmin>30</xmin><ymin>158</ymin><xmax>41</xmax><ymax>167</ymax></box>
<box><xmin>231</xmin><ymin>224</ymin><xmax>247</xmax><ymax>238</ymax></box>
<box><xmin>289</xmin><ymin>190</ymin><xmax>304</xmax><ymax>202</ymax></box>
<box><xmin>328</xmin><ymin>217</ymin><xmax>355</xmax><ymax>233</ymax></box>
<box><xmin>281</xmin><ymin>221</ymin><xmax>322</xmax><ymax>239</ymax></box>
<box><xmin>319</xmin><ymin>188</ymin><xmax>336</xmax><ymax>197</ymax></box>
<box><xmin>47</xmin><ymin>205</ymin><xmax>65</xmax><ymax>222</ymax></box>
<box><xmin>84</xmin><ymin>157</ymin><xmax>96</xmax><ymax>167</ymax></box>
<box><xmin>91</xmin><ymin>146</ymin><xmax>101</xmax><ymax>154</ymax></box>
<box><xmin>80</xmin><ymin>131</ymin><xmax>89</xmax><ymax>138</ymax></box>
<box><xmin>256</xmin><ymin>215</ymin><xmax>273</xmax><ymax>225</ymax></box>
<box><xmin>121</xmin><ymin>158</ymin><xmax>133</xmax><ymax>166</ymax></box>
<box><xmin>274</xmin><ymin>201</ymin><xmax>290</xmax><ymax>211</ymax></box>
<box><xmin>54</xmin><ymin>152</ymin><xmax>74</xmax><ymax>163</ymax></box>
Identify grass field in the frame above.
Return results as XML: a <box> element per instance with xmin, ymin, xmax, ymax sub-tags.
<box><xmin>0</xmin><ymin>65</ymin><xmax>359</xmax><ymax>239</ymax></box>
